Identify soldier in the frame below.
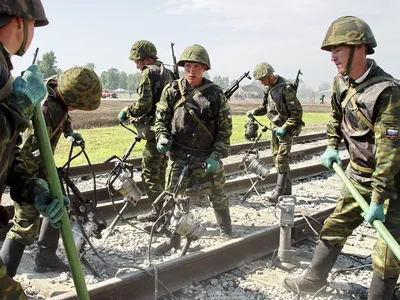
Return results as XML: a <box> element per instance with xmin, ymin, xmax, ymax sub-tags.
<box><xmin>118</xmin><ymin>40</ymin><xmax>174</xmax><ymax>223</ymax></box>
<box><xmin>0</xmin><ymin>1</ymin><xmax>66</xmax><ymax>299</ymax></box>
<box><xmin>320</xmin><ymin>93</ymin><xmax>325</xmax><ymax>104</ymax></box>
<box><xmin>0</xmin><ymin>67</ymin><xmax>102</xmax><ymax>276</ymax></box>
<box><xmin>247</xmin><ymin>63</ymin><xmax>304</xmax><ymax>203</ymax></box>
<box><xmin>154</xmin><ymin>44</ymin><xmax>233</xmax><ymax>254</ymax></box>
<box><xmin>284</xmin><ymin>16</ymin><xmax>400</xmax><ymax>300</ymax></box>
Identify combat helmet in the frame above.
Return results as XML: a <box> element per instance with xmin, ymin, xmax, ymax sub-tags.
<box><xmin>253</xmin><ymin>62</ymin><xmax>275</xmax><ymax>80</ymax></box>
<box><xmin>129</xmin><ymin>40</ymin><xmax>158</xmax><ymax>60</ymax></box>
<box><xmin>0</xmin><ymin>0</ymin><xmax>48</xmax><ymax>27</ymax></box>
<box><xmin>177</xmin><ymin>44</ymin><xmax>211</xmax><ymax>70</ymax></box>
<box><xmin>58</xmin><ymin>67</ymin><xmax>102</xmax><ymax>111</ymax></box>
<box><xmin>321</xmin><ymin>16</ymin><xmax>376</xmax><ymax>54</ymax></box>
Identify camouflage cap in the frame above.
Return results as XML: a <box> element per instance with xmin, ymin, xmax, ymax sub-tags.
<box><xmin>58</xmin><ymin>67</ymin><xmax>102</xmax><ymax>111</ymax></box>
<box><xmin>253</xmin><ymin>62</ymin><xmax>275</xmax><ymax>80</ymax></box>
<box><xmin>129</xmin><ymin>40</ymin><xmax>158</xmax><ymax>60</ymax></box>
<box><xmin>0</xmin><ymin>0</ymin><xmax>49</xmax><ymax>27</ymax></box>
<box><xmin>321</xmin><ymin>16</ymin><xmax>376</xmax><ymax>54</ymax></box>
<box><xmin>177</xmin><ymin>44</ymin><xmax>211</xmax><ymax>70</ymax></box>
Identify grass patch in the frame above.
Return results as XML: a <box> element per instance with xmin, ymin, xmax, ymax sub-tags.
<box><xmin>54</xmin><ymin>112</ymin><xmax>330</xmax><ymax>166</ymax></box>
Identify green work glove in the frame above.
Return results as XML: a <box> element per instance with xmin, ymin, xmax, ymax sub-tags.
<box><xmin>13</xmin><ymin>65</ymin><xmax>47</xmax><ymax>106</ymax></box>
<box><xmin>118</xmin><ymin>107</ymin><xmax>129</xmax><ymax>122</ymax></box>
<box><xmin>157</xmin><ymin>135</ymin><xmax>172</xmax><ymax>154</ymax></box>
<box><xmin>204</xmin><ymin>157</ymin><xmax>219</xmax><ymax>173</ymax></box>
<box><xmin>275</xmin><ymin>127</ymin><xmax>286</xmax><ymax>137</ymax></box>
<box><xmin>321</xmin><ymin>149</ymin><xmax>341</xmax><ymax>170</ymax></box>
<box><xmin>66</xmin><ymin>131</ymin><xmax>84</xmax><ymax>147</ymax></box>
<box><xmin>246</xmin><ymin>109</ymin><xmax>256</xmax><ymax>117</ymax></box>
<box><xmin>34</xmin><ymin>191</ymin><xmax>69</xmax><ymax>228</ymax></box>
<box><xmin>362</xmin><ymin>202</ymin><xmax>385</xmax><ymax>224</ymax></box>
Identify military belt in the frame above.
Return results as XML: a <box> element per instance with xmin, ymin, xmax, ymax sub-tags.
<box><xmin>350</xmin><ymin>160</ymin><xmax>374</xmax><ymax>174</ymax></box>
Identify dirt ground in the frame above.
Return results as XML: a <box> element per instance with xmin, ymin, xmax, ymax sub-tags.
<box><xmin>69</xmin><ymin>99</ymin><xmax>330</xmax><ymax>130</ymax></box>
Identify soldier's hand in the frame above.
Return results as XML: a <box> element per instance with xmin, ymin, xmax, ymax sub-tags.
<box><xmin>246</xmin><ymin>109</ymin><xmax>255</xmax><ymax>118</ymax></box>
<box><xmin>13</xmin><ymin>65</ymin><xmax>47</xmax><ymax>106</ymax></box>
<box><xmin>66</xmin><ymin>131</ymin><xmax>84</xmax><ymax>147</ymax></box>
<box><xmin>118</xmin><ymin>107</ymin><xmax>129</xmax><ymax>122</ymax></box>
<box><xmin>275</xmin><ymin>127</ymin><xmax>286</xmax><ymax>137</ymax></box>
<box><xmin>204</xmin><ymin>157</ymin><xmax>219</xmax><ymax>173</ymax></box>
<box><xmin>362</xmin><ymin>202</ymin><xmax>385</xmax><ymax>224</ymax></box>
<box><xmin>321</xmin><ymin>149</ymin><xmax>341</xmax><ymax>170</ymax></box>
<box><xmin>157</xmin><ymin>135</ymin><xmax>172</xmax><ymax>153</ymax></box>
<box><xmin>34</xmin><ymin>191</ymin><xmax>69</xmax><ymax>228</ymax></box>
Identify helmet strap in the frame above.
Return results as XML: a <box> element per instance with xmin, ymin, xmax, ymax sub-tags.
<box><xmin>344</xmin><ymin>46</ymin><xmax>355</xmax><ymax>77</ymax></box>
<box><xmin>15</xmin><ymin>19</ymin><xmax>28</xmax><ymax>57</ymax></box>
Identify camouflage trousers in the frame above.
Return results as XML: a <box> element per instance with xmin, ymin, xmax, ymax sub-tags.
<box><xmin>7</xmin><ymin>201</ymin><xmax>40</xmax><ymax>245</ymax></box>
<box><xmin>142</xmin><ymin>139</ymin><xmax>168</xmax><ymax>203</ymax></box>
<box><xmin>271</xmin><ymin>131</ymin><xmax>293</xmax><ymax>172</ymax></box>
<box><xmin>165</xmin><ymin>158</ymin><xmax>229</xmax><ymax>210</ymax></box>
<box><xmin>320</xmin><ymin>178</ymin><xmax>400</xmax><ymax>279</ymax></box>
<box><xmin>0</xmin><ymin>257</ymin><xmax>27</xmax><ymax>299</ymax></box>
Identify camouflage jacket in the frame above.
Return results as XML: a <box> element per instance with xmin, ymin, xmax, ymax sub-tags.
<box><xmin>155</xmin><ymin>77</ymin><xmax>232</xmax><ymax>162</ymax></box>
<box><xmin>14</xmin><ymin>78</ymin><xmax>73</xmax><ymax>178</ymax></box>
<box><xmin>253</xmin><ymin>76</ymin><xmax>303</xmax><ymax>131</ymax></box>
<box><xmin>126</xmin><ymin>60</ymin><xmax>174</xmax><ymax>121</ymax></box>
<box><xmin>327</xmin><ymin>59</ymin><xmax>400</xmax><ymax>204</ymax></box>
<box><xmin>0</xmin><ymin>44</ymin><xmax>47</xmax><ymax>205</ymax></box>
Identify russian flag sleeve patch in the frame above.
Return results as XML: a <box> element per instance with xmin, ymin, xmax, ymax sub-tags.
<box><xmin>385</xmin><ymin>126</ymin><xmax>399</xmax><ymax>141</ymax></box>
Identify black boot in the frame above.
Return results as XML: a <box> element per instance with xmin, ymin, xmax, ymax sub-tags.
<box><xmin>267</xmin><ymin>172</ymin><xmax>289</xmax><ymax>203</ymax></box>
<box><xmin>214</xmin><ymin>208</ymin><xmax>233</xmax><ymax>240</ymax></box>
<box><xmin>284</xmin><ymin>173</ymin><xmax>292</xmax><ymax>195</ymax></box>
<box><xmin>367</xmin><ymin>272</ymin><xmax>398</xmax><ymax>300</ymax></box>
<box><xmin>0</xmin><ymin>237</ymin><xmax>25</xmax><ymax>277</ymax></box>
<box><xmin>154</xmin><ymin>233</ymin><xmax>181</xmax><ymax>255</ymax></box>
<box><xmin>137</xmin><ymin>202</ymin><xmax>162</xmax><ymax>223</ymax></box>
<box><xmin>35</xmin><ymin>218</ymin><xmax>69</xmax><ymax>273</ymax></box>
<box><xmin>284</xmin><ymin>241</ymin><xmax>343</xmax><ymax>294</ymax></box>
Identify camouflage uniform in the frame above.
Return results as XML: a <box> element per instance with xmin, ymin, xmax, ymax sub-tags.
<box><xmin>125</xmin><ymin>61</ymin><xmax>174</xmax><ymax>205</ymax></box>
<box><xmin>7</xmin><ymin>78</ymin><xmax>73</xmax><ymax>245</ymax></box>
<box><xmin>284</xmin><ymin>16</ymin><xmax>400</xmax><ymax>299</ymax></box>
<box><xmin>251</xmin><ymin>63</ymin><xmax>303</xmax><ymax>202</ymax></box>
<box><xmin>0</xmin><ymin>3</ymin><xmax>48</xmax><ymax>297</ymax></box>
<box><xmin>252</xmin><ymin>75</ymin><xmax>303</xmax><ymax>172</ymax></box>
<box><xmin>6</xmin><ymin>67</ymin><xmax>101</xmax><ymax>274</ymax></box>
<box><xmin>321</xmin><ymin>59</ymin><xmax>400</xmax><ymax>278</ymax></box>
<box><xmin>156</xmin><ymin>76</ymin><xmax>232</xmax><ymax>210</ymax></box>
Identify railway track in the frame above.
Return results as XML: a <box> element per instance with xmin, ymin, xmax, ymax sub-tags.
<box><xmin>49</xmin><ymin>164</ymin><xmax>348</xmax><ymax>299</ymax></box>
<box><xmin>8</xmin><ymin>131</ymin><xmax>358</xmax><ymax>299</ymax></box>
<box><xmin>64</xmin><ymin>132</ymin><xmax>326</xmax><ymax>178</ymax></box>
<box><xmin>52</xmin><ymin>208</ymin><xmax>334</xmax><ymax>300</ymax></box>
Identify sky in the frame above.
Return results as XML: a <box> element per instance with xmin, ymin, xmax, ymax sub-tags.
<box><xmin>11</xmin><ymin>0</ymin><xmax>400</xmax><ymax>90</ymax></box>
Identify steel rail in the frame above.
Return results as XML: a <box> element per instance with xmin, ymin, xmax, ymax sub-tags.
<box><xmin>66</xmin><ymin>132</ymin><xmax>326</xmax><ymax>178</ymax></box>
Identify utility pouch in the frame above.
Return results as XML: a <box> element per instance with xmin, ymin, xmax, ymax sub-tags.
<box><xmin>133</xmin><ymin>115</ymin><xmax>155</xmax><ymax>140</ymax></box>
<box><xmin>290</xmin><ymin>120</ymin><xmax>305</xmax><ymax>137</ymax></box>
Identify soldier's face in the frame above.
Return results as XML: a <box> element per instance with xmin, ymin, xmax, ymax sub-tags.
<box><xmin>134</xmin><ymin>59</ymin><xmax>145</xmax><ymax>70</ymax></box>
<box><xmin>331</xmin><ymin>45</ymin><xmax>351</xmax><ymax>74</ymax></box>
<box><xmin>260</xmin><ymin>76</ymin><xmax>271</xmax><ymax>87</ymax></box>
<box><xmin>184</xmin><ymin>63</ymin><xmax>206</xmax><ymax>86</ymax></box>
<box><xmin>23</xmin><ymin>20</ymin><xmax>35</xmax><ymax>53</ymax></box>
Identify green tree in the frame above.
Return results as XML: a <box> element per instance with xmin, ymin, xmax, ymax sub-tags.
<box><xmin>127</xmin><ymin>72</ymin><xmax>141</xmax><ymax>91</ymax></box>
<box><xmin>119</xmin><ymin>71</ymin><xmax>128</xmax><ymax>90</ymax></box>
<box><xmin>213</xmin><ymin>75</ymin><xmax>230</xmax><ymax>90</ymax></box>
<box><xmin>37</xmin><ymin>51</ymin><xmax>61</xmax><ymax>78</ymax></box>
<box><xmin>84</xmin><ymin>62</ymin><xmax>96</xmax><ymax>70</ymax></box>
<box><xmin>318</xmin><ymin>82</ymin><xmax>331</xmax><ymax>91</ymax></box>
<box><xmin>100</xmin><ymin>68</ymin><xmax>120</xmax><ymax>90</ymax></box>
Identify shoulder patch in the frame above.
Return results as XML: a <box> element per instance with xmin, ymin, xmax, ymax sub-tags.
<box><xmin>385</xmin><ymin>125</ymin><xmax>399</xmax><ymax>141</ymax></box>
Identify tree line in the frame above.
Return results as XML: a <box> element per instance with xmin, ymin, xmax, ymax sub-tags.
<box><xmin>36</xmin><ymin>51</ymin><xmax>330</xmax><ymax>98</ymax></box>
